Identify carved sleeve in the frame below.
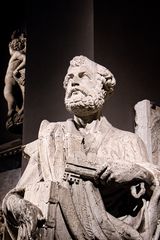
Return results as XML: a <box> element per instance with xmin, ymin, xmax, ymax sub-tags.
<box><xmin>16</xmin><ymin>139</ymin><xmax>43</xmax><ymax>188</ymax></box>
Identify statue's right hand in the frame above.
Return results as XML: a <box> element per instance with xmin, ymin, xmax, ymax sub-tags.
<box><xmin>16</xmin><ymin>199</ymin><xmax>45</xmax><ymax>240</ymax></box>
<box><xmin>2</xmin><ymin>193</ymin><xmax>45</xmax><ymax>240</ymax></box>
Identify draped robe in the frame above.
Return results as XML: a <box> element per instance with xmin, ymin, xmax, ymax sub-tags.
<box><xmin>5</xmin><ymin>116</ymin><xmax>160</xmax><ymax>239</ymax></box>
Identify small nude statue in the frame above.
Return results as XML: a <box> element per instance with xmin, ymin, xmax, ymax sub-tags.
<box><xmin>3</xmin><ymin>31</ymin><xmax>26</xmax><ymax>131</ymax></box>
<box><xmin>2</xmin><ymin>56</ymin><xmax>160</xmax><ymax>239</ymax></box>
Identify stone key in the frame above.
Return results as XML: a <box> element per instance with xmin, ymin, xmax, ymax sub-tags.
<box><xmin>63</xmin><ymin>162</ymin><xmax>97</xmax><ymax>184</ymax></box>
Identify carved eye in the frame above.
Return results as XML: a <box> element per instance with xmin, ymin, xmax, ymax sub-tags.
<box><xmin>64</xmin><ymin>74</ymin><xmax>74</xmax><ymax>88</ymax></box>
<box><xmin>78</xmin><ymin>72</ymin><xmax>85</xmax><ymax>78</ymax></box>
<box><xmin>78</xmin><ymin>72</ymin><xmax>88</xmax><ymax>78</ymax></box>
<box><xmin>68</xmin><ymin>73</ymin><xmax>74</xmax><ymax>79</ymax></box>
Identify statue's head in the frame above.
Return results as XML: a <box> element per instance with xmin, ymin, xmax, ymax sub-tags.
<box><xmin>64</xmin><ymin>55</ymin><xmax>116</xmax><ymax>117</ymax></box>
<box><xmin>9</xmin><ymin>34</ymin><xmax>26</xmax><ymax>54</ymax></box>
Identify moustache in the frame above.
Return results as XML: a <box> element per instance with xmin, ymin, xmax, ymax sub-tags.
<box><xmin>67</xmin><ymin>87</ymin><xmax>89</xmax><ymax>98</ymax></box>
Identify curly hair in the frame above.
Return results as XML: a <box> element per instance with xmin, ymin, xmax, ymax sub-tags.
<box><xmin>9</xmin><ymin>35</ymin><xmax>26</xmax><ymax>52</ymax></box>
<box><xmin>64</xmin><ymin>55</ymin><xmax>116</xmax><ymax>96</ymax></box>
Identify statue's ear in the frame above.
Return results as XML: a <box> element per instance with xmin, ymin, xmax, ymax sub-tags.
<box><xmin>103</xmin><ymin>75</ymin><xmax>116</xmax><ymax>95</ymax></box>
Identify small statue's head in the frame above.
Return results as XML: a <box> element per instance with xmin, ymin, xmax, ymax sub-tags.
<box><xmin>64</xmin><ymin>55</ymin><xmax>116</xmax><ymax>117</ymax></box>
<box><xmin>9</xmin><ymin>34</ymin><xmax>26</xmax><ymax>54</ymax></box>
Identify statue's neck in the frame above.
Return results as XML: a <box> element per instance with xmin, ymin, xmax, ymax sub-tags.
<box><xmin>73</xmin><ymin>111</ymin><xmax>102</xmax><ymax>129</ymax></box>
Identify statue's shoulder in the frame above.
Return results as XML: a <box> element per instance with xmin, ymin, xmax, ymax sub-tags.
<box><xmin>112</xmin><ymin>125</ymin><xmax>142</xmax><ymax>143</ymax></box>
<box><xmin>23</xmin><ymin>139</ymin><xmax>39</xmax><ymax>159</ymax></box>
<box><xmin>24</xmin><ymin>120</ymin><xmax>67</xmax><ymax>158</ymax></box>
<box><xmin>103</xmin><ymin>116</ymin><xmax>139</xmax><ymax>141</ymax></box>
<box><xmin>38</xmin><ymin>119</ymin><xmax>66</xmax><ymax>138</ymax></box>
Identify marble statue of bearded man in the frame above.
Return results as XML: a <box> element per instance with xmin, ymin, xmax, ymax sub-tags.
<box><xmin>2</xmin><ymin>56</ymin><xmax>160</xmax><ymax>240</ymax></box>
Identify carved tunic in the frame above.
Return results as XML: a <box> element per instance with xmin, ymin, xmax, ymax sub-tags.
<box><xmin>10</xmin><ymin>117</ymin><xmax>160</xmax><ymax>239</ymax></box>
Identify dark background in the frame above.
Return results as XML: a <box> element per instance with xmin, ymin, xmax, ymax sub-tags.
<box><xmin>94</xmin><ymin>1</ymin><xmax>160</xmax><ymax>132</ymax></box>
<box><xmin>0</xmin><ymin>0</ymin><xmax>160</xmax><ymax>146</ymax></box>
<box><xmin>23</xmin><ymin>0</ymin><xmax>160</xmax><ymax>145</ymax></box>
<box><xmin>23</xmin><ymin>0</ymin><xmax>94</xmax><ymax>144</ymax></box>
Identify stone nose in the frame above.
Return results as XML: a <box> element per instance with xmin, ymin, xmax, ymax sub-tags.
<box><xmin>71</xmin><ymin>76</ymin><xmax>80</xmax><ymax>87</ymax></box>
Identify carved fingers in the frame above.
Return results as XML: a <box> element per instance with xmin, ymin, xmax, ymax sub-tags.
<box><xmin>17</xmin><ymin>199</ymin><xmax>45</xmax><ymax>239</ymax></box>
<box><xmin>134</xmin><ymin>163</ymin><xmax>155</xmax><ymax>187</ymax></box>
<box><xmin>95</xmin><ymin>162</ymin><xmax>129</xmax><ymax>185</ymax></box>
<box><xmin>17</xmin><ymin>222</ymin><xmax>31</xmax><ymax>240</ymax></box>
<box><xmin>94</xmin><ymin>161</ymin><xmax>155</xmax><ymax>186</ymax></box>
<box><xmin>94</xmin><ymin>163</ymin><xmax>113</xmax><ymax>185</ymax></box>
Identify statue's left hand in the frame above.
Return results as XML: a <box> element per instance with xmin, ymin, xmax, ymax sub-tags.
<box><xmin>95</xmin><ymin>161</ymin><xmax>154</xmax><ymax>186</ymax></box>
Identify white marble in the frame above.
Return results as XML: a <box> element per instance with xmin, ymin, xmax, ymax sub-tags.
<box><xmin>135</xmin><ymin>99</ymin><xmax>160</xmax><ymax>166</ymax></box>
<box><xmin>2</xmin><ymin>56</ymin><xmax>160</xmax><ymax>240</ymax></box>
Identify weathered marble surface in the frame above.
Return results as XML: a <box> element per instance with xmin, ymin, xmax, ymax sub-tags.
<box><xmin>2</xmin><ymin>56</ymin><xmax>160</xmax><ymax>240</ymax></box>
<box><xmin>135</xmin><ymin>99</ymin><xmax>160</xmax><ymax>166</ymax></box>
<box><xmin>0</xmin><ymin>169</ymin><xmax>21</xmax><ymax>240</ymax></box>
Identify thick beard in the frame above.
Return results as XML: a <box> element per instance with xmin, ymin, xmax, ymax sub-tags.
<box><xmin>65</xmin><ymin>90</ymin><xmax>106</xmax><ymax>116</ymax></box>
